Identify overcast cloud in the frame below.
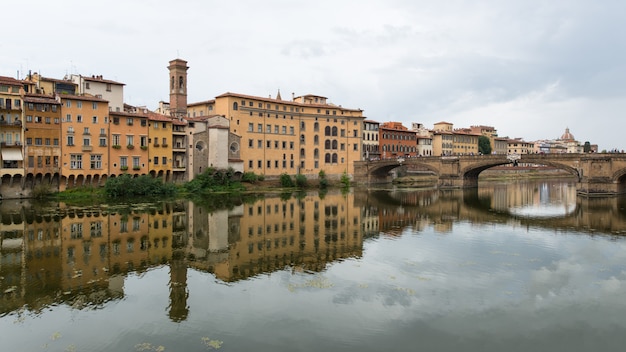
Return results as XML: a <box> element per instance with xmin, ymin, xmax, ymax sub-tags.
<box><xmin>2</xmin><ymin>0</ymin><xmax>625</xmax><ymax>150</ymax></box>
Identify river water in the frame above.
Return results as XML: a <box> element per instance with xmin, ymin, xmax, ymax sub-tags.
<box><xmin>2</xmin><ymin>179</ymin><xmax>626</xmax><ymax>352</ymax></box>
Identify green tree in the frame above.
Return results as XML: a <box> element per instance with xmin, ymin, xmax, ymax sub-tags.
<box><xmin>279</xmin><ymin>173</ymin><xmax>294</xmax><ymax>187</ymax></box>
<box><xmin>478</xmin><ymin>136</ymin><xmax>492</xmax><ymax>155</ymax></box>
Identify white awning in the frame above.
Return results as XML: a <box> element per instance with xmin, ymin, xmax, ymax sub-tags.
<box><xmin>1</xmin><ymin>149</ymin><xmax>24</xmax><ymax>161</ymax></box>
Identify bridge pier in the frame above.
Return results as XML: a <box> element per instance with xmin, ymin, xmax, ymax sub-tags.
<box><xmin>577</xmin><ymin>179</ymin><xmax>625</xmax><ymax>197</ymax></box>
<box><xmin>438</xmin><ymin>175</ymin><xmax>479</xmax><ymax>189</ymax></box>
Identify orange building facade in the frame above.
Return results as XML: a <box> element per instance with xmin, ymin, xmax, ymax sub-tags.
<box><xmin>23</xmin><ymin>93</ymin><xmax>62</xmax><ymax>181</ymax></box>
<box><xmin>59</xmin><ymin>94</ymin><xmax>110</xmax><ymax>190</ymax></box>
<box><xmin>379</xmin><ymin>122</ymin><xmax>417</xmax><ymax>159</ymax></box>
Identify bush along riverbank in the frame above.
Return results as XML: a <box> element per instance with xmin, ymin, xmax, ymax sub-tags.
<box><xmin>46</xmin><ymin>168</ymin><xmax>352</xmax><ymax>203</ymax></box>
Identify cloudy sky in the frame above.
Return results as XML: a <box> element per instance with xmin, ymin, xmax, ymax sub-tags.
<box><xmin>3</xmin><ymin>0</ymin><xmax>625</xmax><ymax>150</ymax></box>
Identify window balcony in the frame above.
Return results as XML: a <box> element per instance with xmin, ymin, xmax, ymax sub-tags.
<box><xmin>0</xmin><ymin>141</ymin><xmax>22</xmax><ymax>148</ymax></box>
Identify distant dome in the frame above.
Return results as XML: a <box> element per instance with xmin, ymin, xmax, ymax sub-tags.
<box><xmin>560</xmin><ymin>127</ymin><xmax>575</xmax><ymax>141</ymax></box>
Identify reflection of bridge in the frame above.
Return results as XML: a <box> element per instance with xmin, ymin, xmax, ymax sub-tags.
<box><xmin>354</xmin><ymin>153</ymin><xmax>626</xmax><ymax>196</ymax></box>
<box><xmin>356</xmin><ymin>188</ymin><xmax>626</xmax><ymax>235</ymax></box>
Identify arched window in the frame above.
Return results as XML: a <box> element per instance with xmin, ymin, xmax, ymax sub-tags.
<box><xmin>314</xmin><ymin>122</ymin><xmax>319</xmax><ymax>132</ymax></box>
<box><xmin>314</xmin><ymin>148</ymin><xmax>319</xmax><ymax>158</ymax></box>
<box><xmin>170</xmin><ymin>76</ymin><xmax>175</xmax><ymax>90</ymax></box>
<box><xmin>325</xmin><ymin>153</ymin><xmax>331</xmax><ymax>163</ymax></box>
<box><xmin>332</xmin><ymin>126</ymin><xmax>338</xmax><ymax>136</ymax></box>
<box><xmin>325</xmin><ymin>126</ymin><xmax>331</xmax><ymax>136</ymax></box>
<box><xmin>178</xmin><ymin>76</ymin><xmax>184</xmax><ymax>89</ymax></box>
<box><xmin>233</xmin><ymin>102</ymin><xmax>238</xmax><ymax>110</ymax></box>
<box><xmin>332</xmin><ymin>153</ymin><xmax>338</xmax><ymax>163</ymax></box>
<box><xmin>300</xmin><ymin>134</ymin><xmax>305</xmax><ymax>143</ymax></box>
<box><xmin>332</xmin><ymin>140</ymin><xmax>338</xmax><ymax>149</ymax></box>
<box><xmin>300</xmin><ymin>148</ymin><xmax>305</xmax><ymax>157</ymax></box>
<box><xmin>325</xmin><ymin>140</ymin><xmax>331</xmax><ymax>150</ymax></box>
<box><xmin>314</xmin><ymin>135</ymin><xmax>319</xmax><ymax>145</ymax></box>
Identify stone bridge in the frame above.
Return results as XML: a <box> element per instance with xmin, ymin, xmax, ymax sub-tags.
<box><xmin>353</xmin><ymin>153</ymin><xmax>626</xmax><ymax>196</ymax></box>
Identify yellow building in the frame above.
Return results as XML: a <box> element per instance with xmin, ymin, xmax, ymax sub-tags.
<box><xmin>469</xmin><ymin>125</ymin><xmax>500</xmax><ymax>154</ymax></box>
<box><xmin>432</xmin><ymin>122</ymin><xmax>480</xmax><ymax>156</ymax></box>
<box><xmin>507</xmin><ymin>138</ymin><xmax>534</xmax><ymax>155</ymax></box>
<box><xmin>59</xmin><ymin>94</ymin><xmax>110</xmax><ymax>190</ymax></box>
<box><xmin>1</xmin><ymin>76</ymin><xmax>25</xmax><ymax>183</ymax></box>
<box><xmin>23</xmin><ymin>93</ymin><xmax>62</xmax><ymax>182</ymax></box>
<box><xmin>431</xmin><ymin>121</ymin><xmax>454</xmax><ymax>156</ymax></box>
<box><xmin>109</xmin><ymin>111</ymin><xmax>150</xmax><ymax>176</ymax></box>
<box><xmin>147</xmin><ymin>112</ymin><xmax>173</xmax><ymax>180</ymax></box>
<box><xmin>212</xmin><ymin>92</ymin><xmax>364</xmax><ymax>178</ymax></box>
<box><xmin>171</xmin><ymin>118</ymin><xmax>188</xmax><ymax>181</ymax></box>
<box><xmin>452</xmin><ymin>128</ymin><xmax>480</xmax><ymax>155</ymax></box>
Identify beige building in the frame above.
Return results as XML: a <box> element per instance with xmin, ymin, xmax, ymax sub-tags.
<box><xmin>180</xmin><ymin>66</ymin><xmax>365</xmax><ymax>179</ymax></box>
<box><xmin>186</xmin><ymin>115</ymin><xmax>243</xmax><ymax>177</ymax></box>
<box><xmin>411</xmin><ymin>123</ymin><xmax>433</xmax><ymax>157</ymax></box>
<box><xmin>452</xmin><ymin>128</ymin><xmax>480</xmax><ymax>155</ymax></box>
<box><xmin>507</xmin><ymin>138</ymin><xmax>534</xmax><ymax>155</ymax></box>
<box><xmin>69</xmin><ymin>74</ymin><xmax>125</xmax><ymax>113</ymax></box>
<box><xmin>212</xmin><ymin>92</ymin><xmax>364</xmax><ymax>178</ymax></box>
<box><xmin>362</xmin><ymin>120</ymin><xmax>380</xmax><ymax>160</ymax></box>
<box><xmin>493</xmin><ymin>137</ymin><xmax>509</xmax><ymax>155</ymax></box>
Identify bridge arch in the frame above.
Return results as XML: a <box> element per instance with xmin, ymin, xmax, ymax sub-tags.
<box><xmin>461</xmin><ymin>158</ymin><xmax>581</xmax><ymax>181</ymax></box>
<box><xmin>354</xmin><ymin>154</ymin><xmax>626</xmax><ymax>196</ymax></box>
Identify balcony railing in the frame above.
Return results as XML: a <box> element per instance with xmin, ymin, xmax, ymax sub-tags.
<box><xmin>0</xmin><ymin>119</ymin><xmax>22</xmax><ymax>126</ymax></box>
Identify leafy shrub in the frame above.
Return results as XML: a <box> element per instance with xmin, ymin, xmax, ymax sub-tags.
<box><xmin>318</xmin><ymin>170</ymin><xmax>328</xmax><ymax>189</ymax></box>
<box><xmin>279</xmin><ymin>173</ymin><xmax>294</xmax><ymax>187</ymax></box>
<box><xmin>295</xmin><ymin>174</ymin><xmax>308</xmax><ymax>188</ymax></box>
<box><xmin>182</xmin><ymin>167</ymin><xmax>243</xmax><ymax>194</ymax></box>
<box><xmin>340</xmin><ymin>171</ymin><xmax>351</xmax><ymax>188</ymax></box>
<box><xmin>242</xmin><ymin>172</ymin><xmax>259</xmax><ymax>183</ymax></box>
<box><xmin>104</xmin><ymin>174</ymin><xmax>176</xmax><ymax>197</ymax></box>
<box><xmin>32</xmin><ymin>183</ymin><xmax>52</xmax><ymax>199</ymax></box>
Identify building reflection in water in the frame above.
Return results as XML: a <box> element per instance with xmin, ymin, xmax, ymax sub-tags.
<box><xmin>3</xmin><ymin>182</ymin><xmax>626</xmax><ymax>321</ymax></box>
<box><xmin>0</xmin><ymin>190</ymin><xmax>364</xmax><ymax>321</ymax></box>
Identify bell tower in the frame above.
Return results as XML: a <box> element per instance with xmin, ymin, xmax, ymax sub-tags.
<box><xmin>168</xmin><ymin>58</ymin><xmax>189</xmax><ymax>117</ymax></box>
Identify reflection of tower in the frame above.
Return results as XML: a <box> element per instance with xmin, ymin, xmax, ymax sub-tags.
<box><xmin>168</xmin><ymin>58</ymin><xmax>189</xmax><ymax>118</ymax></box>
<box><xmin>167</xmin><ymin>250</ymin><xmax>189</xmax><ymax>322</ymax></box>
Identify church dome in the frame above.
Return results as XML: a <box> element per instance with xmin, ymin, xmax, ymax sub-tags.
<box><xmin>560</xmin><ymin>127</ymin><xmax>575</xmax><ymax>141</ymax></box>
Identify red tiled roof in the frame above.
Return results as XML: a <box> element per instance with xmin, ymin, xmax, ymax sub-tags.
<box><xmin>0</xmin><ymin>76</ymin><xmax>24</xmax><ymax>86</ymax></box>
<box><xmin>146</xmin><ymin>111</ymin><xmax>173</xmax><ymax>122</ymax></box>
<box><xmin>58</xmin><ymin>93</ymin><xmax>108</xmax><ymax>103</ymax></box>
<box><xmin>212</xmin><ymin>92</ymin><xmax>362</xmax><ymax>112</ymax></box>
<box><xmin>188</xmin><ymin>99</ymin><xmax>215</xmax><ymax>106</ymax></box>
<box><xmin>109</xmin><ymin>110</ymin><xmax>149</xmax><ymax>118</ymax></box>
<box><xmin>83</xmin><ymin>75</ymin><xmax>125</xmax><ymax>85</ymax></box>
<box><xmin>23</xmin><ymin>93</ymin><xmax>60</xmax><ymax>104</ymax></box>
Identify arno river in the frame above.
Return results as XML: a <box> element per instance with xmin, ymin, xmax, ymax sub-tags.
<box><xmin>2</xmin><ymin>179</ymin><xmax>626</xmax><ymax>352</ymax></box>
